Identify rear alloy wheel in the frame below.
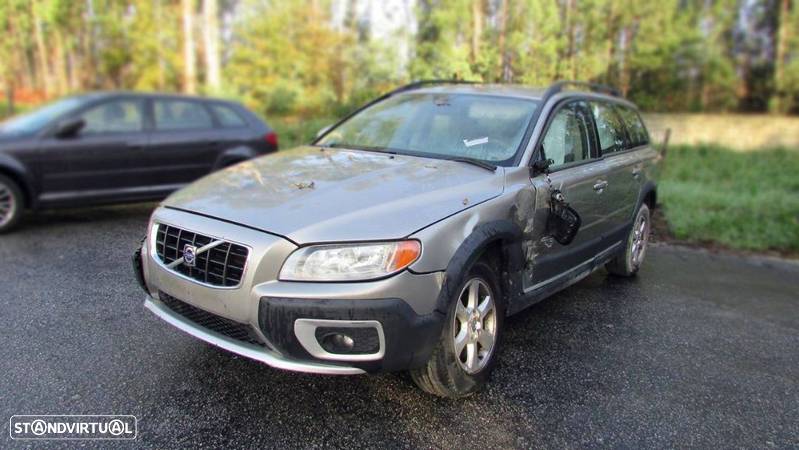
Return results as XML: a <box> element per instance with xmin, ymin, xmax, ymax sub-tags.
<box><xmin>410</xmin><ymin>260</ymin><xmax>504</xmax><ymax>398</ymax></box>
<box><xmin>0</xmin><ymin>174</ymin><xmax>23</xmax><ymax>233</ymax></box>
<box><xmin>607</xmin><ymin>203</ymin><xmax>651</xmax><ymax>276</ymax></box>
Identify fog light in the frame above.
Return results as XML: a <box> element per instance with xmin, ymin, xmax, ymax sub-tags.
<box><xmin>320</xmin><ymin>332</ymin><xmax>355</xmax><ymax>353</ymax></box>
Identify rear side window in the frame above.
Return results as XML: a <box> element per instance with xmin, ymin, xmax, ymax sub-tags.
<box><xmin>210</xmin><ymin>104</ymin><xmax>247</xmax><ymax>128</ymax></box>
<box><xmin>79</xmin><ymin>99</ymin><xmax>144</xmax><ymax>135</ymax></box>
<box><xmin>154</xmin><ymin>100</ymin><xmax>213</xmax><ymax>130</ymax></box>
<box><xmin>590</xmin><ymin>102</ymin><xmax>626</xmax><ymax>154</ymax></box>
<box><xmin>616</xmin><ymin>106</ymin><xmax>649</xmax><ymax>148</ymax></box>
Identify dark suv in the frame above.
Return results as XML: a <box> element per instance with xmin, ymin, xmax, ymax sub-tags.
<box><xmin>0</xmin><ymin>92</ymin><xmax>277</xmax><ymax>232</ymax></box>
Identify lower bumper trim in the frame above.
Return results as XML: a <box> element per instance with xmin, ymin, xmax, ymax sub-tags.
<box><xmin>144</xmin><ymin>295</ymin><xmax>365</xmax><ymax>375</ymax></box>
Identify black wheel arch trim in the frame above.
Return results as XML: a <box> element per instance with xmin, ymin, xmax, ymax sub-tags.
<box><xmin>0</xmin><ymin>154</ymin><xmax>36</xmax><ymax>208</ymax></box>
<box><xmin>636</xmin><ymin>181</ymin><xmax>657</xmax><ymax>212</ymax></box>
<box><xmin>212</xmin><ymin>145</ymin><xmax>258</xmax><ymax>170</ymax></box>
<box><xmin>434</xmin><ymin>220</ymin><xmax>526</xmax><ymax>315</ymax></box>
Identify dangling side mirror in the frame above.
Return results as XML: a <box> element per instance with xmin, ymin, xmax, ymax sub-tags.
<box><xmin>547</xmin><ymin>190</ymin><xmax>581</xmax><ymax>245</ymax></box>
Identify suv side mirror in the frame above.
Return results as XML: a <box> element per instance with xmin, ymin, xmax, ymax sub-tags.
<box><xmin>315</xmin><ymin>124</ymin><xmax>333</xmax><ymax>140</ymax></box>
<box><xmin>54</xmin><ymin>117</ymin><xmax>85</xmax><ymax>138</ymax></box>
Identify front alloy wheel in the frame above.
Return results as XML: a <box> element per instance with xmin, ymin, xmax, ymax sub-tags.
<box><xmin>453</xmin><ymin>278</ymin><xmax>497</xmax><ymax>374</ymax></box>
<box><xmin>410</xmin><ymin>259</ymin><xmax>505</xmax><ymax>398</ymax></box>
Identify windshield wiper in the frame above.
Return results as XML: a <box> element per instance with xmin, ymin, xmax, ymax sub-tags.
<box><xmin>319</xmin><ymin>143</ymin><xmax>497</xmax><ymax>171</ymax></box>
<box><xmin>319</xmin><ymin>142</ymin><xmax>398</xmax><ymax>155</ymax></box>
<box><xmin>443</xmin><ymin>156</ymin><xmax>497</xmax><ymax>172</ymax></box>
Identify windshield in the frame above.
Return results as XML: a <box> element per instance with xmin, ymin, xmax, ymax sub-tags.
<box><xmin>317</xmin><ymin>93</ymin><xmax>539</xmax><ymax>165</ymax></box>
<box><xmin>0</xmin><ymin>97</ymin><xmax>86</xmax><ymax>136</ymax></box>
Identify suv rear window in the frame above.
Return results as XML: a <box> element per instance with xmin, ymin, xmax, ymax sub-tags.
<box><xmin>616</xmin><ymin>106</ymin><xmax>649</xmax><ymax>148</ymax></box>
<box><xmin>210</xmin><ymin>104</ymin><xmax>247</xmax><ymax>128</ymax></box>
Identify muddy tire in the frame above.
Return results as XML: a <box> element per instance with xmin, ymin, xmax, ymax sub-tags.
<box><xmin>410</xmin><ymin>260</ymin><xmax>505</xmax><ymax>398</ymax></box>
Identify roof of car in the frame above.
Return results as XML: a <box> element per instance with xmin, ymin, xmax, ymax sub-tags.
<box><xmin>72</xmin><ymin>91</ymin><xmax>240</xmax><ymax>105</ymax></box>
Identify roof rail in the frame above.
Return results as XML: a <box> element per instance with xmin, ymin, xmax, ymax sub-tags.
<box><xmin>541</xmin><ymin>80</ymin><xmax>621</xmax><ymax>102</ymax></box>
<box><xmin>382</xmin><ymin>79</ymin><xmax>479</xmax><ymax>97</ymax></box>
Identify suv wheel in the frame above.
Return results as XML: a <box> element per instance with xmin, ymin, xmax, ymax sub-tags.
<box><xmin>607</xmin><ymin>203</ymin><xmax>651</xmax><ymax>276</ymax></box>
<box><xmin>410</xmin><ymin>259</ymin><xmax>504</xmax><ymax>398</ymax></box>
<box><xmin>0</xmin><ymin>174</ymin><xmax>23</xmax><ymax>233</ymax></box>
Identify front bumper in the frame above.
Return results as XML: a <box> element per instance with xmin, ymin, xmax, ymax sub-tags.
<box><xmin>140</xmin><ymin>207</ymin><xmax>446</xmax><ymax>374</ymax></box>
<box><xmin>145</xmin><ymin>294</ymin><xmax>366</xmax><ymax>374</ymax></box>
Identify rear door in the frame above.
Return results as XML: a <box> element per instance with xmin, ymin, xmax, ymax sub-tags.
<box><xmin>589</xmin><ymin>101</ymin><xmax>642</xmax><ymax>231</ymax></box>
<box><xmin>144</xmin><ymin>98</ymin><xmax>222</xmax><ymax>186</ymax></box>
<box><xmin>37</xmin><ymin>97</ymin><xmax>149</xmax><ymax>202</ymax></box>
<box><xmin>528</xmin><ymin>99</ymin><xmax>614</xmax><ymax>286</ymax></box>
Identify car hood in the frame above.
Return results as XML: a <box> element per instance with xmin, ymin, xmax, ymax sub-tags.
<box><xmin>163</xmin><ymin>146</ymin><xmax>505</xmax><ymax>243</ymax></box>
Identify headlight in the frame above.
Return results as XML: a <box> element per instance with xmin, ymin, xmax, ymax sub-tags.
<box><xmin>279</xmin><ymin>240</ymin><xmax>421</xmax><ymax>282</ymax></box>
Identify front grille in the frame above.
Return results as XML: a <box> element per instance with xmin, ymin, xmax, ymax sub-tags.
<box><xmin>159</xmin><ymin>292</ymin><xmax>265</xmax><ymax>347</ymax></box>
<box><xmin>155</xmin><ymin>224</ymin><xmax>249</xmax><ymax>287</ymax></box>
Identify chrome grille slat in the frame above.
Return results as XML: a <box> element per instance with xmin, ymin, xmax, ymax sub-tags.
<box><xmin>154</xmin><ymin>224</ymin><xmax>249</xmax><ymax>288</ymax></box>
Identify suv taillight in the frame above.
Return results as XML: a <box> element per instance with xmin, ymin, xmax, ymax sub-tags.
<box><xmin>265</xmin><ymin>131</ymin><xmax>278</xmax><ymax>149</ymax></box>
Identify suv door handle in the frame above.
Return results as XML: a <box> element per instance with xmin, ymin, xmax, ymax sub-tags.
<box><xmin>632</xmin><ymin>166</ymin><xmax>642</xmax><ymax>178</ymax></box>
<box><xmin>593</xmin><ymin>180</ymin><xmax>608</xmax><ymax>192</ymax></box>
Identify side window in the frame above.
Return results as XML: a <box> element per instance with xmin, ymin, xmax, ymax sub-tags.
<box><xmin>541</xmin><ymin>102</ymin><xmax>591</xmax><ymax>168</ymax></box>
<box><xmin>210</xmin><ymin>104</ymin><xmax>247</xmax><ymax>128</ymax></box>
<box><xmin>590</xmin><ymin>102</ymin><xmax>626</xmax><ymax>154</ymax></box>
<box><xmin>616</xmin><ymin>106</ymin><xmax>650</xmax><ymax>148</ymax></box>
<box><xmin>154</xmin><ymin>100</ymin><xmax>213</xmax><ymax>131</ymax></box>
<box><xmin>79</xmin><ymin>99</ymin><xmax>144</xmax><ymax>135</ymax></box>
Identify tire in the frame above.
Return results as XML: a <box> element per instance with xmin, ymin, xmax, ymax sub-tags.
<box><xmin>410</xmin><ymin>259</ymin><xmax>505</xmax><ymax>398</ymax></box>
<box><xmin>606</xmin><ymin>203</ymin><xmax>651</xmax><ymax>277</ymax></box>
<box><xmin>0</xmin><ymin>174</ymin><xmax>24</xmax><ymax>233</ymax></box>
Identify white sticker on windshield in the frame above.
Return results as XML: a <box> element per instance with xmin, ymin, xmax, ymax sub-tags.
<box><xmin>463</xmin><ymin>137</ymin><xmax>489</xmax><ymax>147</ymax></box>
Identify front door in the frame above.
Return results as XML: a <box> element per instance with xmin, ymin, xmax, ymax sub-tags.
<box><xmin>525</xmin><ymin>100</ymin><xmax>617</xmax><ymax>289</ymax></box>
<box><xmin>37</xmin><ymin>97</ymin><xmax>149</xmax><ymax>204</ymax></box>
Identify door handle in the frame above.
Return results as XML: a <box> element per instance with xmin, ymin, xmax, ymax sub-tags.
<box><xmin>593</xmin><ymin>180</ymin><xmax>608</xmax><ymax>192</ymax></box>
<box><xmin>632</xmin><ymin>166</ymin><xmax>642</xmax><ymax>178</ymax></box>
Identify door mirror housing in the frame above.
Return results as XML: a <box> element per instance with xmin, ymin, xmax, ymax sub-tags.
<box><xmin>54</xmin><ymin>117</ymin><xmax>85</xmax><ymax>138</ymax></box>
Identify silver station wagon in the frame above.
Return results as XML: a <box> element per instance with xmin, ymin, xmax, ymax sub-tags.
<box><xmin>134</xmin><ymin>81</ymin><xmax>660</xmax><ymax>398</ymax></box>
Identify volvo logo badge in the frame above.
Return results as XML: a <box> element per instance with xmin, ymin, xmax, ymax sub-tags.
<box><xmin>183</xmin><ymin>244</ymin><xmax>197</xmax><ymax>267</ymax></box>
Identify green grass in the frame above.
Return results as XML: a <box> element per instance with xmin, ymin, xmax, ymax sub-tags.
<box><xmin>659</xmin><ymin>145</ymin><xmax>799</xmax><ymax>253</ymax></box>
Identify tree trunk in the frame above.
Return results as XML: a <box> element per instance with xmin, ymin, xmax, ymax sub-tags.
<box><xmin>471</xmin><ymin>0</ymin><xmax>482</xmax><ymax>65</ymax></box>
<box><xmin>182</xmin><ymin>0</ymin><xmax>197</xmax><ymax>94</ymax></box>
<box><xmin>32</xmin><ymin>1</ymin><xmax>52</xmax><ymax>97</ymax></box>
<box><xmin>498</xmin><ymin>0</ymin><xmax>509</xmax><ymax>82</ymax></box>
<box><xmin>54</xmin><ymin>29</ymin><xmax>69</xmax><ymax>95</ymax></box>
<box><xmin>203</xmin><ymin>0</ymin><xmax>221</xmax><ymax>92</ymax></box>
<box><xmin>774</xmin><ymin>0</ymin><xmax>790</xmax><ymax>113</ymax></box>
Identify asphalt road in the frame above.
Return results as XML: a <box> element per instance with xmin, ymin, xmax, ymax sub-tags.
<box><xmin>1</xmin><ymin>204</ymin><xmax>798</xmax><ymax>449</ymax></box>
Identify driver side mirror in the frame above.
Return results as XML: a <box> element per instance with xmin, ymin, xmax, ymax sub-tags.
<box><xmin>315</xmin><ymin>124</ymin><xmax>333</xmax><ymax>140</ymax></box>
<box><xmin>54</xmin><ymin>117</ymin><xmax>85</xmax><ymax>138</ymax></box>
